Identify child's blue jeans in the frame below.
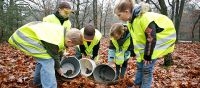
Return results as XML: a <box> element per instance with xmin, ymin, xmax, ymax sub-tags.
<box><xmin>33</xmin><ymin>58</ymin><xmax>57</xmax><ymax>88</ymax></box>
<box><xmin>134</xmin><ymin>59</ymin><xmax>157</xmax><ymax>88</ymax></box>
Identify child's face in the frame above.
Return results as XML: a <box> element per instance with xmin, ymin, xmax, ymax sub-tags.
<box><xmin>59</xmin><ymin>8</ymin><xmax>73</xmax><ymax>18</ymax></box>
<box><xmin>64</xmin><ymin>39</ymin><xmax>76</xmax><ymax>47</ymax></box>
<box><xmin>116</xmin><ymin>10</ymin><xmax>132</xmax><ymax>21</ymax></box>
<box><xmin>113</xmin><ymin>31</ymin><xmax>124</xmax><ymax>40</ymax></box>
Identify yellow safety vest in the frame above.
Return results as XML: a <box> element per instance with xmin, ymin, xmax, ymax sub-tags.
<box><xmin>127</xmin><ymin>12</ymin><xmax>176</xmax><ymax>62</ymax></box>
<box><xmin>8</xmin><ymin>21</ymin><xmax>65</xmax><ymax>59</ymax></box>
<box><xmin>111</xmin><ymin>36</ymin><xmax>131</xmax><ymax>65</ymax></box>
<box><xmin>80</xmin><ymin>28</ymin><xmax>102</xmax><ymax>56</ymax></box>
<box><xmin>43</xmin><ymin>14</ymin><xmax>71</xmax><ymax>31</ymax></box>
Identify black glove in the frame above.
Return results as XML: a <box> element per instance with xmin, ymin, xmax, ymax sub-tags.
<box><xmin>131</xmin><ymin>51</ymin><xmax>136</xmax><ymax>57</ymax></box>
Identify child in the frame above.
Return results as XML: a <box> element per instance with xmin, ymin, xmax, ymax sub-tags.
<box><xmin>108</xmin><ymin>23</ymin><xmax>135</xmax><ymax>80</ymax></box>
<box><xmin>75</xmin><ymin>24</ymin><xmax>102</xmax><ymax>61</ymax></box>
<box><xmin>114</xmin><ymin>1</ymin><xmax>176</xmax><ymax>87</ymax></box>
<box><xmin>43</xmin><ymin>1</ymin><xmax>73</xmax><ymax>31</ymax></box>
<box><xmin>43</xmin><ymin>1</ymin><xmax>75</xmax><ymax>71</ymax></box>
<box><xmin>8</xmin><ymin>21</ymin><xmax>83</xmax><ymax>88</ymax></box>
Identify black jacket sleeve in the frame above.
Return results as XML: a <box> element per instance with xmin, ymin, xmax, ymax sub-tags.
<box><xmin>92</xmin><ymin>42</ymin><xmax>100</xmax><ymax>59</ymax></box>
<box><xmin>41</xmin><ymin>40</ymin><xmax>61</xmax><ymax>70</ymax></box>
<box><xmin>79</xmin><ymin>45</ymin><xmax>87</xmax><ymax>56</ymax></box>
<box><xmin>108</xmin><ymin>40</ymin><xmax>116</xmax><ymax>49</ymax></box>
<box><xmin>144</xmin><ymin>21</ymin><xmax>157</xmax><ymax>61</ymax></box>
<box><xmin>128</xmin><ymin>37</ymin><xmax>136</xmax><ymax>57</ymax></box>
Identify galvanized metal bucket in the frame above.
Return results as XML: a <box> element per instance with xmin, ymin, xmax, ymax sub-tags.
<box><xmin>60</xmin><ymin>56</ymin><xmax>80</xmax><ymax>78</ymax></box>
<box><xmin>79</xmin><ymin>58</ymin><xmax>96</xmax><ymax>77</ymax></box>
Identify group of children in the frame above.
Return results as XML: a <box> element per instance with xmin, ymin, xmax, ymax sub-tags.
<box><xmin>8</xmin><ymin>0</ymin><xmax>176</xmax><ymax>88</ymax></box>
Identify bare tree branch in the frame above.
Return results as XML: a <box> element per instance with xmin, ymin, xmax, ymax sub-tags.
<box><xmin>149</xmin><ymin>0</ymin><xmax>161</xmax><ymax>11</ymax></box>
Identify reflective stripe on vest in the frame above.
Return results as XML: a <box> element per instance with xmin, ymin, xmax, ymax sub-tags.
<box><xmin>9</xmin><ymin>30</ymin><xmax>51</xmax><ymax>59</ymax></box>
<box><xmin>80</xmin><ymin>28</ymin><xmax>102</xmax><ymax>56</ymax></box>
<box><xmin>43</xmin><ymin>14</ymin><xmax>71</xmax><ymax>31</ymax></box>
<box><xmin>14</xmin><ymin>30</ymin><xmax>45</xmax><ymax>53</ymax></box>
<box><xmin>127</xmin><ymin>12</ymin><xmax>176</xmax><ymax>62</ymax></box>
<box><xmin>111</xmin><ymin>36</ymin><xmax>131</xmax><ymax>65</ymax></box>
<box><xmin>8</xmin><ymin>21</ymin><xmax>65</xmax><ymax>59</ymax></box>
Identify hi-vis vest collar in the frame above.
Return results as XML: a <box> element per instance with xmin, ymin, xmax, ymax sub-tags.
<box><xmin>111</xmin><ymin>33</ymin><xmax>131</xmax><ymax>52</ymax></box>
<box><xmin>111</xmin><ymin>33</ymin><xmax>131</xmax><ymax>65</ymax></box>
<box><xmin>80</xmin><ymin>28</ymin><xmax>102</xmax><ymax>56</ymax></box>
<box><xmin>43</xmin><ymin>14</ymin><xmax>71</xmax><ymax>31</ymax></box>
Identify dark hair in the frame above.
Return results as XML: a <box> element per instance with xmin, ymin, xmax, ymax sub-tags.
<box><xmin>58</xmin><ymin>2</ymin><xmax>71</xmax><ymax>9</ymax></box>
<box><xmin>84</xmin><ymin>24</ymin><xmax>95</xmax><ymax>36</ymax></box>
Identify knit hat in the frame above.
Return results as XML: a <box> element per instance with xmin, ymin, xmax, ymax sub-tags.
<box><xmin>58</xmin><ymin>2</ymin><xmax>71</xmax><ymax>9</ymax></box>
<box><xmin>84</xmin><ymin>24</ymin><xmax>95</xmax><ymax>40</ymax></box>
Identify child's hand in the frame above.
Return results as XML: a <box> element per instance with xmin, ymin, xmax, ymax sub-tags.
<box><xmin>86</xmin><ymin>55</ymin><xmax>92</xmax><ymax>59</ymax></box>
<box><xmin>82</xmin><ymin>54</ymin><xmax>86</xmax><ymax>58</ymax></box>
<box><xmin>143</xmin><ymin>60</ymin><xmax>152</xmax><ymax>66</ymax></box>
<box><xmin>107</xmin><ymin>62</ymin><xmax>115</xmax><ymax>68</ymax></box>
<box><xmin>57</xmin><ymin>68</ymin><xmax>64</xmax><ymax>76</ymax></box>
<box><xmin>63</xmin><ymin>52</ymin><xmax>76</xmax><ymax>59</ymax></box>
<box><xmin>63</xmin><ymin>52</ymin><xmax>70</xmax><ymax>58</ymax></box>
<box><xmin>63</xmin><ymin>52</ymin><xmax>70</xmax><ymax>56</ymax></box>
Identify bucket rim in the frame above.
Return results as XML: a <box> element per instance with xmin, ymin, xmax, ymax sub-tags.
<box><xmin>79</xmin><ymin>58</ymin><xmax>96</xmax><ymax>77</ymax></box>
<box><xmin>60</xmin><ymin>56</ymin><xmax>81</xmax><ymax>78</ymax></box>
<box><xmin>93</xmin><ymin>64</ymin><xmax>116</xmax><ymax>83</ymax></box>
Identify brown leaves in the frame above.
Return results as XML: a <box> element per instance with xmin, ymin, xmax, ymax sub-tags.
<box><xmin>0</xmin><ymin>41</ymin><xmax>200</xmax><ymax>87</ymax></box>
<box><xmin>0</xmin><ymin>42</ymin><xmax>35</xmax><ymax>87</ymax></box>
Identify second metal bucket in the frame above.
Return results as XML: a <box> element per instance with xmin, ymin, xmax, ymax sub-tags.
<box><xmin>79</xmin><ymin>58</ymin><xmax>96</xmax><ymax>77</ymax></box>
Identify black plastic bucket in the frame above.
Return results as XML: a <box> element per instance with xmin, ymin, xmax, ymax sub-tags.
<box><xmin>93</xmin><ymin>64</ymin><xmax>116</xmax><ymax>83</ymax></box>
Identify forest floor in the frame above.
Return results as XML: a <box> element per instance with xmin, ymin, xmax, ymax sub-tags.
<box><xmin>0</xmin><ymin>37</ymin><xmax>200</xmax><ymax>88</ymax></box>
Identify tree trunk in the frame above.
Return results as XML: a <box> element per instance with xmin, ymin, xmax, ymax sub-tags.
<box><xmin>81</xmin><ymin>0</ymin><xmax>89</xmax><ymax>28</ymax></box>
<box><xmin>0</xmin><ymin>0</ymin><xmax>3</xmax><ymax>11</ymax></box>
<box><xmin>99</xmin><ymin>0</ymin><xmax>104</xmax><ymax>32</ymax></box>
<box><xmin>8</xmin><ymin>0</ymin><xmax>14</xmax><ymax>31</ymax></box>
<box><xmin>103</xmin><ymin>5</ymin><xmax>109</xmax><ymax>36</ymax></box>
<box><xmin>158</xmin><ymin>0</ymin><xmax>168</xmax><ymax>16</ymax></box>
<box><xmin>0</xmin><ymin>28</ymin><xmax>2</xmax><ymax>42</ymax></box>
<box><xmin>192</xmin><ymin>15</ymin><xmax>200</xmax><ymax>42</ymax></box>
<box><xmin>75</xmin><ymin>0</ymin><xmax>80</xmax><ymax>29</ymax></box>
<box><xmin>175</xmin><ymin>0</ymin><xmax>180</xmax><ymax>42</ymax></box>
<box><xmin>93</xmin><ymin>0</ymin><xmax>97</xmax><ymax>29</ymax></box>
<box><xmin>103</xmin><ymin>14</ymin><xmax>108</xmax><ymax>36</ymax></box>
<box><xmin>0</xmin><ymin>0</ymin><xmax>3</xmax><ymax>41</ymax></box>
<box><xmin>175</xmin><ymin>0</ymin><xmax>185</xmax><ymax>42</ymax></box>
<box><xmin>169</xmin><ymin>0</ymin><xmax>175</xmax><ymax>21</ymax></box>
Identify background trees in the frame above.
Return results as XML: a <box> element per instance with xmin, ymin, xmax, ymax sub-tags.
<box><xmin>0</xmin><ymin>0</ymin><xmax>199</xmax><ymax>42</ymax></box>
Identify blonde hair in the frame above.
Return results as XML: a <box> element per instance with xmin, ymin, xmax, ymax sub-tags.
<box><xmin>110</xmin><ymin>23</ymin><xmax>125</xmax><ymax>38</ymax></box>
<box><xmin>114</xmin><ymin>0</ymin><xmax>134</xmax><ymax>13</ymax></box>
<box><xmin>65</xmin><ymin>28</ymin><xmax>83</xmax><ymax>45</ymax></box>
<box><xmin>114</xmin><ymin>0</ymin><xmax>150</xmax><ymax>16</ymax></box>
<box><xmin>138</xmin><ymin>2</ymin><xmax>150</xmax><ymax>16</ymax></box>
